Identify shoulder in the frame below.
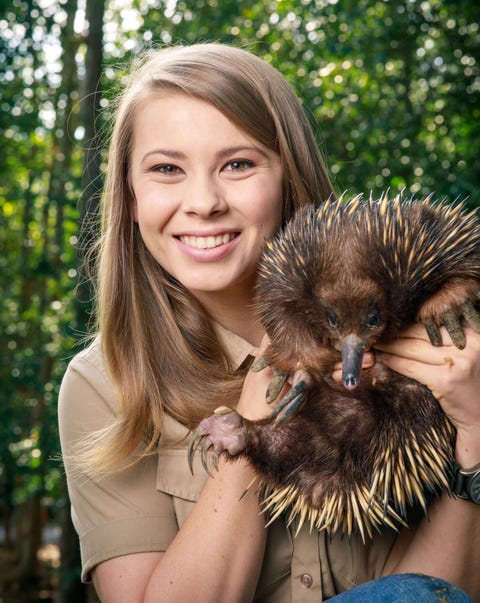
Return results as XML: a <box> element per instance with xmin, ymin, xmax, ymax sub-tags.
<box><xmin>58</xmin><ymin>337</ymin><xmax>119</xmax><ymax>445</ymax></box>
<box><xmin>60</xmin><ymin>337</ymin><xmax>116</xmax><ymax>410</ymax></box>
<box><xmin>65</xmin><ymin>336</ymin><xmax>109</xmax><ymax>387</ymax></box>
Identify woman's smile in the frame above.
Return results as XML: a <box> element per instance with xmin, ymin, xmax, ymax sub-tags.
<box><xmin>176</xmin><ymin>232</ymin><xmax>239</xmax><ymax>250</ymax></box>
<box><xmin>174</xmin><ymin>231</ymin><xmax>241</xmax><ymax>262</ymax></box>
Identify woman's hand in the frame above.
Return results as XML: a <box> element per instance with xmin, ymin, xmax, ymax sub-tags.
<box><xmin>235</xmin><ymin>335</ymin><xmax>280</xmax><ymax>421</ymax></box>
<box><xmin>376</xmin><ymin>323</ymin><xmax>480</xmax><ymax>464</ymax></box>
<box><xmin>237</xmin><ymin>337</ymin><xmax>377</xmax><ymax>421</ymax></box>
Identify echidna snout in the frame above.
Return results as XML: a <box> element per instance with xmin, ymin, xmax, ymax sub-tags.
<box><xmin>341</xmin><ymin>333</ymin><xmax>367</xmax><ymax>390</ymax></box>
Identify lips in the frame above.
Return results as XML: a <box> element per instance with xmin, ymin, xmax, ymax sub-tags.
<box><xmin>178</xmin><ymin>232</ymin><xmax>238</xmax><ymax>249</ymax></box>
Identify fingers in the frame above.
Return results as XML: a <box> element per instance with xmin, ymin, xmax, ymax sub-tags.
<box><xmin>377</xmin><ymin>325</ymin><xmax>480</xmax><ymax>367</ymax></box>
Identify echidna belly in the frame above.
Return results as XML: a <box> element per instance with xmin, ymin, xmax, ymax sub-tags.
<box><xmin>243</xmin><ymin>366</ymin><xmax>455</xmax><ymax>541</ymax></box>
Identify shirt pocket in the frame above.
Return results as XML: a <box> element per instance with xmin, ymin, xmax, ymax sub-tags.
<box><xmin>323</xmin><ymin>529</ymin><xmax>396</xmax><ymax>594</ymax></box>
<box><xmin>156</xmin><ymin>447</ymin><xmax>209</xmax><ymax>527</ymax></box>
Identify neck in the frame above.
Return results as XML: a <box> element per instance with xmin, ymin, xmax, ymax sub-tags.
<box><xmin>192</xmin><ymin>285</ymin><xmax>264</xmax><ymax>347</ymax></box>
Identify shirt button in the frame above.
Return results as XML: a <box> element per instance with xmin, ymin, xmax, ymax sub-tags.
<box><xmin>300</xmin><ymin>573</ymin><xmax>313</xmax><ymax>588</ymax></box>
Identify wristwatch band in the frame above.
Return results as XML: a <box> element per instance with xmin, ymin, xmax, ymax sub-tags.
<box><xmin>451</xmin><ymin>461</ymin><xmax>480</xmax><ymax>504</ymax></box>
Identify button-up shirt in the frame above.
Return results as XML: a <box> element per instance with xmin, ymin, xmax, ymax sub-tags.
<box><xmin>59</xmin><ymin>327</ymin><xmax>397</xmax><ymax>601</ymax></box>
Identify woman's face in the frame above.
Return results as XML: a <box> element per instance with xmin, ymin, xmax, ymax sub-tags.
<box><xmin>130</xmin><ymin>92</ymin><xmax>283</xmax><ymax>307</ymax></box>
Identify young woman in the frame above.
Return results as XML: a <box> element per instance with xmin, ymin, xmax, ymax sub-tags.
<box><xmin>58</xmin><ymin>43</ymin><xmax>480</xmax><ymax>602</ymax></box>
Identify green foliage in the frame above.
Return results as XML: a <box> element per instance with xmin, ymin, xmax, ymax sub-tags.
<box><xmin>125</xmin><ymin>0</ymin><xmax>480</xmax><ymax>204</ymax></box>
<box><xmin>1</xmin><ymin>0</ymin><xmax>81</xmax><ymax>518</ymax></box>
<box><xmin>0</xmin><ymin>0</ymin><xmax>479</xmax><ymax>557</ymax></box>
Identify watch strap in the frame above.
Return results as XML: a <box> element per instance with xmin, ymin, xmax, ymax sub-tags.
<box><xmin>451</xmin><ymin>461</ymin><xmax>480</xmax><ymax>504</ymax></box>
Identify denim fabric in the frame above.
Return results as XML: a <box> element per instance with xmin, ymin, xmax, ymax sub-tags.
<box><xmin>329</xmin><ymin>573</ymin><xmax>473</xmax><ymax>602</ymax></box>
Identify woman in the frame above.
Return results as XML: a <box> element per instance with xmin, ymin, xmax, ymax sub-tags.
<box><xmin>59</xmin><ymin>43</ymin><xmax>480</xmax><ymax>602</ymax></box>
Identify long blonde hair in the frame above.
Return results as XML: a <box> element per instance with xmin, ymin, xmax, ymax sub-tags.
<box><xmin>92</xmin><ymin>43</ymin><xmax>333</xmax><ymax>471</ymax></box>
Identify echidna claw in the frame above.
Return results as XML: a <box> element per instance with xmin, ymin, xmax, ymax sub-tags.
<box><xmin>266</xmin><ymin>369</ymin><xmax>288</xmax><ymax>404</ymax></box>
<box><xmin>273</xmin><ymin>393</ymin><xmax>305</xmax><ymax>425</ymax></box>
<box><xmin>213</xmin><ymin>405</ymin><xmax>234</xmax><ymax>416</ymax></box>
<box><xmin>188</xmin><ymin>407</ymin><xmax>248</xmax><ymax>476</ymax></box>
<box><xmin>423</xmin><ymin>318</ymin><xmax>442</xmax><ymax>347</ymax></box>
<box><xmin>270</xmin><ymin>375</ymin><xmax>312</xmax><ymax>425</ymax></box>
<box><xmin>462</xmin><ymin>299</ymin><xmax>480</xmax><ymax>333</ymax></box>
<box><xmin>188</xmin><ymin>424</ymin><xmax>216</xmax><ymax>477</ymax></box>
<box><xmin>441</xmin><ymin>309</ymin><xmax>466</xmax><ymax>349</ymax></box>
<box><xmin>211</xmin><ymin>451</ymin><xmax>219</xmax><ymax>472</ymax></box>
<box><xmin>200</xmin><ymin>443</ymin><xmax>214</xmax><ymax>477</ymax></box>
<box><xmin>251</xmin><ymin>355</ymin><xmax>269</xmax><ymax>372</ymax></box>
<box><xmin>188</xmin><ymin>427</ymin><xmax>203</xmax><ymax>474</ymax></box>
<box><xmin>423</xmin><ymin>297</ymin><xmax>480</xmax><ymax>348</ymax></box>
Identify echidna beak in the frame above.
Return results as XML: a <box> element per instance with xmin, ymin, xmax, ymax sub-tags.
<box><xmin>341</xmin><ymin>334</ymin><xmax>367</xmax><ymax>390</ymax></box>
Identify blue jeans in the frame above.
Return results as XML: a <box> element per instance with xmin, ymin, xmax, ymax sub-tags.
<box><xmin>330</xmin><ymin>574</ymin><xmax>473</xmax><ymax>602</ymax></box>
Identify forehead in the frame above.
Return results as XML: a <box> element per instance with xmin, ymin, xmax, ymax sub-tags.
<box><xmin>130</xmin><ymin>92</ymin><xmax>266</xmax><ymax>156</ymax></box>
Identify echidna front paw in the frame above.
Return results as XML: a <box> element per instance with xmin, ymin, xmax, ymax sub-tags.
<box><xmin>188</xmin><ymin>406</ymin><xmax>247</xmax><ymax>475</ymax></box>
<box><xmin>270</xmin><ymin>369</ymin><xmax>314</xmax><ymax>425</ymax></box>
<box><xmin>422</xmin><ymin>295</ymin><xmax>480</xmax><ymax>350</ymax></box>
<box><xmin>423</xmin><ymin>310</ymin><xmax>467</xmax><ymax>348</ymax></box>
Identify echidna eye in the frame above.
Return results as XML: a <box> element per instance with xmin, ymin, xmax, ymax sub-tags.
<box><xmin>367</xmin><ymin>312</ymin><xmax>380</xmax><ymax>327</ymax></box>
<box><xmin>327</xmin><ymin>310</ymin><xmax>339</xmax><ymax>328</ymax></box>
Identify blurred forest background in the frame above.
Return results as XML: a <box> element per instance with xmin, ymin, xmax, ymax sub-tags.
<box><xmin>1</xmin><ymin>0</ymin><xmax>479</xmax><ymax>600</ymax></box>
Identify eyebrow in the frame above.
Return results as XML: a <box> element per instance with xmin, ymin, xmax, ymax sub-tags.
<box><xmin>141</xmin><ymin>145</ymin><xmax>269</xmax><ymax>164</ymax></box>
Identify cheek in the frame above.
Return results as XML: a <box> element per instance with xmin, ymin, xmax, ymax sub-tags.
<box><xmin>263</xmin><ymin>186</ymin><xmax>284</xmax><ymax>234</ymax></box>
<box><xmin>133</xmin><ymin>189</ymin><xmax>173</xmax><ymax>234</ymax></box>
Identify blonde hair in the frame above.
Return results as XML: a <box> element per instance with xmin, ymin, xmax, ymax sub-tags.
<box><xmin>91</xmin><ymin>43</ymin><xmax>333</xmax><ymax>471</ymax></box>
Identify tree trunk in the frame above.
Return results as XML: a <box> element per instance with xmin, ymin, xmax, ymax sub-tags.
<box><xmin>57</xmin><ymin>1</ymin><xmax>105</xmax><ymax>602</ymax></box>
<box><xmin>76</xmin><ymin>0</ymin><xmax>106</xmax><ymax>318</ymax></box>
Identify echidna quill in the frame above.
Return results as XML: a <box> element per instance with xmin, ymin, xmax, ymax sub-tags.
<box><xmin>189</xmin><ymin>192</ymin><xmax>480</xmax><ymax>541</ymax></box>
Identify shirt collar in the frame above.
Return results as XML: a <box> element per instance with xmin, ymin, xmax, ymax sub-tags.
<box><xmin>212</xmin><ymin>322</ymin><xmax>258</xmax><ymax>370</ymax></box>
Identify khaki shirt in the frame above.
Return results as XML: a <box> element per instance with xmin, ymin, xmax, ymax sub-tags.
<box><xmin>58</xmin><ymin>327</ymin><xmax>396</xmax><ymax>601</ymax></box>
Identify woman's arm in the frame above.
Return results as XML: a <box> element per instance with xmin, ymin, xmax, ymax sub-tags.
<box><xmin>93</xmin><ymin>355</ymin><xmax>275</xmax><ymax>603</ymax></box>
<box><xmin>93</xmin><ymin>458</ymin><xmax>267</xmax><ymax>603</ymax></box>
<box><xmin>378</xmin><ymin>324</ymin><xmax>480</xmax><ymax>600</ymax></box>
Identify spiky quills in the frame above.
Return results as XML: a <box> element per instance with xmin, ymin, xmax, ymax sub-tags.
<box><xmin>256</xmin><ymin>191</ymin><xmax>480</xmax><ymax>337</ymax></box>
<box><xmin>248</xmin><ymin>418</ymin><xmax>455</xmax><ymax>542</ymax></box>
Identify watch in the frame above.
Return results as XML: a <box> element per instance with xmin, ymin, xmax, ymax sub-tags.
<box><xmin>451</xmin><ymin>462</ymin><xmax>480</xmax><ymax>504</ymax></box>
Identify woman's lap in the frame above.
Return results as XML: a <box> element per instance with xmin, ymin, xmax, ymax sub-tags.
<box><xmin>330</xmin><ymin>574</ymin><xmax>473</xmax><ymax>602</ymax></box>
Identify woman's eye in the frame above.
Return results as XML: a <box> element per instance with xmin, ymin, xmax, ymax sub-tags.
<box><xmin>151</xmin><ymin>164</ymin><xmax>182</xmax><ymax>174</ymax></box>
<box><xmin>224</xmin><ymin>159</ymin><xmax>254</xmax><ymax>172</ymax></box>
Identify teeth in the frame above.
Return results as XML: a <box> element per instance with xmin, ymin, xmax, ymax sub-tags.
<box><xmin>180</xmin><ymin>233</ymin><xmax>236</xmax><ymax>249</ymax></box>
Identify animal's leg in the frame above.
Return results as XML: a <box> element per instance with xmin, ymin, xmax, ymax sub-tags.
<box><xmin>270</xmin><ymin>369</ymin><xmax>314</xmax><ymax>425</ymax></box>
<box><xmin>188</xmin><ymin>406</ymin><xmax>247</xmax><ymax>475</ymax></box>
<box><xmin>422</xmin><ymin>318</ymin><xmax>442</xmax><ymax>346</ymax></box>
<box><xmin>419</xmin><ymin>281</ymin><xmax>480</xmax><ymax>349</ymax></box>
<box><xmin>441</xmin><ymin>309</ymin><xmax>466</xmax><ymax>349</ymax></box>
<box><xmin>430</xmin><ymin>299</ymin><xmax>480</xmax><ymax>349</ymax></box>
<box><xmin>249</xmin><ymin>355</ymin><xmax>297</xmax><ymax>403</ymax></box>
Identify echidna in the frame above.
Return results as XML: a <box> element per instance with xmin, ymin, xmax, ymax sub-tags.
<box><xmin>189</xmin><ymin>192</ymin><xmax>480</xmax><ymax>541</ymax></box>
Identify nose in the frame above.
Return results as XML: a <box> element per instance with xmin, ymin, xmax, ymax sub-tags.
<box><xmin>182</xmin><ymin>172</ymin><xmax>228</xmax><ymax>217</ymax></box>
<box><xmin>341</xmin><ymin>333</ymin><xmax>367</xmax><ymax>391</ymax></box>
